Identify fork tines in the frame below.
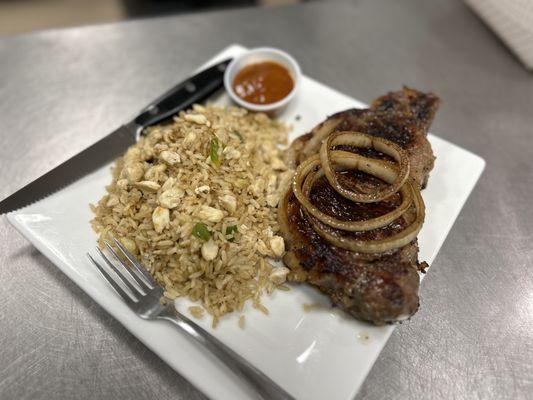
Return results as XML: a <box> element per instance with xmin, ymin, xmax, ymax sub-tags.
<box><xmin>87</xmin><ymin>238</ymin><xmax>157</xmax><ymax>303</ymax></box>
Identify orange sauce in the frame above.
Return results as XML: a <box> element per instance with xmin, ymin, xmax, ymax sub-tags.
<box><xmin>232</xmin><ymin>61</ymin><xmax>294</xmax><ymax>105</ymax></box>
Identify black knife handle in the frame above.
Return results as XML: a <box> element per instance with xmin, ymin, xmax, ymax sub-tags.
<box><xmin>134</xmin><ymin>58</ymin><xmax>232</xmax><ymax>128</ymax></box>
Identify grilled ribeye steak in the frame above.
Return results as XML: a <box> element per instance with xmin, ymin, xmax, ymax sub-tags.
<box><xmin>279</xmin><ymin>87</ymin><xmax>439</xmax><ymax>325</ymax></box>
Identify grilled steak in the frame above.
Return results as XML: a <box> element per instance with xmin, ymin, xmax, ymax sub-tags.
<box><xmin>279</xmin><ymin>87</ymin><xmax>439</xmax><ymax>325</ymax></box>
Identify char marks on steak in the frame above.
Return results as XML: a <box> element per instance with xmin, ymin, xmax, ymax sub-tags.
<box><xmin>279</xmin><ymin>87</ymin><xmax>439</xmax><ymax>325</ymax></box>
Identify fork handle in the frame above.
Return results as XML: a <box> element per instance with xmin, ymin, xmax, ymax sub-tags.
<box><xmin>158</xmin><ymin>307</ymin><xmax>295</xmax><ymax>400</ymax></box>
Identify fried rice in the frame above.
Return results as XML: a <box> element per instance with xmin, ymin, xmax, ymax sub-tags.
<box><xmin>90</xmin><ymin>105</ymin><xmax>293</xmax><ymax>326</ymax></box>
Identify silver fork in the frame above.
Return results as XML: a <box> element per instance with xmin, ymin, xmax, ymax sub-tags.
<box><xmin>87</xmin><ymin>238</ymin><xmax>294</xmax><ymax>400</ymax></box>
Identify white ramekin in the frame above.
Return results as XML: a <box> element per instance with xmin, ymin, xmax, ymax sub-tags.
<box><xmin>224</xmin><ymin>47</ymin><xmax>301</xmax><ymax>114</ymax></box>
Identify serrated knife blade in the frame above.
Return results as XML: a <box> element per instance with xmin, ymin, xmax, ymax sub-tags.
<box><xmin>0</xmin><ymin>58</ymin><xmax>232</xmax><ymax>215</ymax></box>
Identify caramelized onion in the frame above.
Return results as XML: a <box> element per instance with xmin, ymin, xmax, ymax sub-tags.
<box><xmin>292</xmin><ymin>151</ymin><xmax>413</xmax><ymax>232</ymax></box>
<box><xmin>320</xmin><ymin>131</ymin><xmax>410</xmax><ymax>203</ymax></box>
<box><xmin>299</xmin><ymin>117</ymin><xmax>342</xmax><ymax>162</ymax></box>
<box><xmin>306</xmin><ymin>180</ymin><xmax>425</xmax><ymax>253</ymax></box>
<box><xmin>289</xmin><ymin>131</ymin><xmax>425</xmax><ymax>254</ymax></box>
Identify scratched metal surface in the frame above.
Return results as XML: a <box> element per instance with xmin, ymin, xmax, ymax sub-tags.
<box><xmin>1</xmin><ymin>0</ymin><xmax>532</xmax><ymax>399</ymax></box>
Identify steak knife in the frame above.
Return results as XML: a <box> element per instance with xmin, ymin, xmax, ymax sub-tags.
<box><xmin>0</xmin><ymin>58</ymin><xmax>232</xmax><ymax>215</ymax></box>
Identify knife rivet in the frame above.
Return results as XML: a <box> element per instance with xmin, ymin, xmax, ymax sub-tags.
<box><xmin>147</xmin><ymin>105</ymin><xmax>158</xmax><ymax>115</ymax></box>
<box><xmin>217</xmin><ymin>64</ymin><xmax>227</xmax><ymax>72</ymax></box>
<box><xmin>185</xmin><ymin>82</ymin><xmax>196</xmax><ymax>93</ymax></box>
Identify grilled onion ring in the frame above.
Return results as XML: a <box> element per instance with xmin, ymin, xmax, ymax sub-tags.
<box><xmin>306</xmin><ymin>180</ymin><xmax>425</xmax><ymax>253</ymax></box>
<box><xmin>320</xmin><ymin>131</ymin><xmax>410</xmax><ymax>203</ymax></box>
<box><xmin>293</xmin><ymin>151</ymin><xmax>413</xmax><ymax>232</ymax></box>
<box><xmin>299</xmin><ymin>117</ymin><xmax>342</xmax><ymax>162</ymax></box>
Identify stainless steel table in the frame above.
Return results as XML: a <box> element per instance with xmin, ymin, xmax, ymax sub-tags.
<box><xmin>1</xmin><ymin>0</ymin><xmax>532</xmax><ymax>399</ymax></box>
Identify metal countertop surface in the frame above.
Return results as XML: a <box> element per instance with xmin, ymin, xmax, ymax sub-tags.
<box><xmin>1</xmin><ymin>0</ymin><xmax>532</xmax><ymax>399</ymax></box>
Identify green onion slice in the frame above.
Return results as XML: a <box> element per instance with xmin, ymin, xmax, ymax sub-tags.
<box><xmin>225</xmin><ymin>225</ymin><xmax>238</xmax><ymax>242</ymax></box>
<box><xmin>210</xmin><ymin>138</ymin><xmax>220</xmax><ymax>168</ymax></box>
<box><xmin>192</xmin><ymin>222</ymin><xmax>211</xmax><ymax>241</ymax></box>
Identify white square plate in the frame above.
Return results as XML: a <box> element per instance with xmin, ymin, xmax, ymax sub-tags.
<box><xmin>7</xmin><ymin>45</ymin><xmax>485</xmax><ymax>400</ymax></box>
